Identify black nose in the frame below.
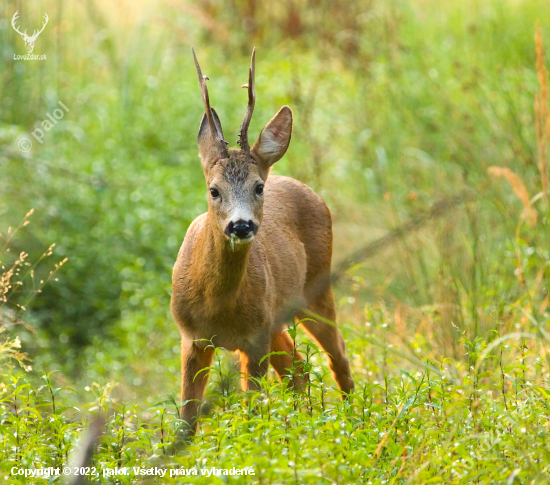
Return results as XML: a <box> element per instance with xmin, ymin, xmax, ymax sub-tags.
<box><xmin>225</xmin><ymin>219</ymin><xmax>258</xmax><ymax>238</ymax></box>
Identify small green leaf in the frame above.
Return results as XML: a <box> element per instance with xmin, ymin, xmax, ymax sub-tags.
<box><xmin>259</xmin><ymin>351</ymin><xmax>289</xmax><ymax>366</ymax></box>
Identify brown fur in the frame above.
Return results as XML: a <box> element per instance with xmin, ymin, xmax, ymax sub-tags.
<box><xmin>171</xmin><ymin>106</ymin><xmax>353</xmax><ymax>434</ymax></box>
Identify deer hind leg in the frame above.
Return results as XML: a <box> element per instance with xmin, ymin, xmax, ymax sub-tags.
<box><xmin>270</xmin><ymin>328</ymin><xmax>309</xmax><ymax>390</ymax></box>
<box><xmin>239</xmin><ymin>333</ymin><xmax>272</xmax><ymax>392</ymax></box>
<box><xmin>298</xmin><ymin>286</ymin><xmax>354</xmax><ymax>397</ymax></box>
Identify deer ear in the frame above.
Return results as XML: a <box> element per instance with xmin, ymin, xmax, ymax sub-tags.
<box><xmin>198</xmin><ymin>108</ymin><xmax>226</xmax><ymax>172</ymax></box>
<box><xmin>251</xmin><ymin>106</ymin><xmax>293</xmax><ymax>170</ymax></box>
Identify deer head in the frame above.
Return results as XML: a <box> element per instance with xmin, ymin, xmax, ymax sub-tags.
<box><xmin>192</xmin><ymin>48</ymin><xmax>293</xmax><ymax>245</ymax></box>
<box><xmin>11</xmin><ymin>11</ymin><xmax>49</xmax><ymax>54</ymax></box>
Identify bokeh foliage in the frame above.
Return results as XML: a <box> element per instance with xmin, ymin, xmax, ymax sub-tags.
<box><xmin>1</xmin><ymin>0</ymin><xmax>550</xmax><ymax>482</ymax></box>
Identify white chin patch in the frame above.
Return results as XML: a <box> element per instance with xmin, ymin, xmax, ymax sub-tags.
<box><xmin>232</xmin><ymin>234</ymin><xmax>255</xmax><ymax>244</ymax></box>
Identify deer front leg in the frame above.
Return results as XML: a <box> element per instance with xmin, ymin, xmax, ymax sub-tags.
<box><xmin>239</xmin><ymin>334</ymin><xmax>271</xmax><ymax>391</ymax></box>
<box><xmin>180</xmin><ymin>338</ymin><xmax>214</xmax><ymax>435</ymax></box>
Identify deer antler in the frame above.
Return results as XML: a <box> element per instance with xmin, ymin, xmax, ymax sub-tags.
<box><xmin>192</xmin><ymin>47</ymin><xmax>229</xmax><ymax>158</ymax></box>
<box><xmin>238</xmin><ymin>48</ymin><xmax>256</xmax><ymax>157</ymax></box>
<box><xmin>11</xmin><ymin>11</ymin><xmax>27</xmax><ymax>38</ymax></box>
<box><xmin>29</xmin><ymin>13</ymin><xmax>49</xmax><ymax>41</ymax></box>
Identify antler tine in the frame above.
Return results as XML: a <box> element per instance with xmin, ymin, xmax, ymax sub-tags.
<box><xmin>32</xmin><ymin>13</ymin><xmax>49</xmax><ymax>38</ymax></box>
<box><xmin>11</xmin><ymin>11</ymin><xmax>25</xmax><ymax>37</ymax></box>
<box><xmin>238</xmin><ymin>48</ymin><xmax>256</xmax><ymax>156</ymax></box>
<box><xmin>192</xmin><ymin>47</ymin><xmax>228</xmax><ymax>157</ymax></box>
<box><xmin>39</xmin><ymin>13</ymin><xmax>49</xmax><ymax>33</ymax></box>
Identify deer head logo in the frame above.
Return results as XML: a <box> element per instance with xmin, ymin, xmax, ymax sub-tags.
<box><xmin>11</xmin><ymin>11</ymin><xmax>49</xmax><ymax>54</ymax></box>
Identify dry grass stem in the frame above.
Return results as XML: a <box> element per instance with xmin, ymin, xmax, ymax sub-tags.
<box><xmin>488</xmin><ymin>166</ymin><xmax>538</xmax><ymax>225</ymax></box>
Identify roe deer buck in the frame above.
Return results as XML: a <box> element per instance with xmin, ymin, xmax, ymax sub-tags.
<box><xmin>171</xmin><ymin>48</ymin><xmax>354</xmax><ymax>433</ymax></box>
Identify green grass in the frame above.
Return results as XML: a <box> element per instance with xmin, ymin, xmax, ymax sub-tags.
<box><xmin>1</xmin><ymin>0</ymin><xmax>550</xmax><ymax>482</ymax></box>
<box><xmin>2</xmin><ymin>331</ymin><xmax>550</xmax><ymax>483</ymax></box>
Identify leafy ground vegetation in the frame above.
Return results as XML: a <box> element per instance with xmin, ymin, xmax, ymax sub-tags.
<box><xmin>1</xmin><ymin>0</ymin><xmax>550</xmax><ymax>483</ymax></box>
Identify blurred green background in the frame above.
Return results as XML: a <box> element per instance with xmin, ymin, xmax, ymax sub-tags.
<box><xmin>1</xmin><ymin>0</ymin><xmax>549</xmax><ymax>401</ymax></box>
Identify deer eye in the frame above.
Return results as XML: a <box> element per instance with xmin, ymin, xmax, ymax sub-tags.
<box><xmin>210</xmin><ymin>188</ymin><xmax>220</xmax><ymax>198</ymax></box>
<box><xmin>255</xmin><ymin>184</ymin><xmax>264</xmax><ymax>195</ymax></box>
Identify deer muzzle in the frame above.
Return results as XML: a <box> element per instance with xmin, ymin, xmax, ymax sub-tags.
<box><xmin>225</xmin><ymin>219</ymin><xmax>258</xmax><ymax>242</ymax></box>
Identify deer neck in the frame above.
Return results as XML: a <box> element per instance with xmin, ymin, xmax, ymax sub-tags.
<box><xmin>196</xmin><ymin>212</ymin><xmax>252</xmax><ymax>298</ymax></box>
